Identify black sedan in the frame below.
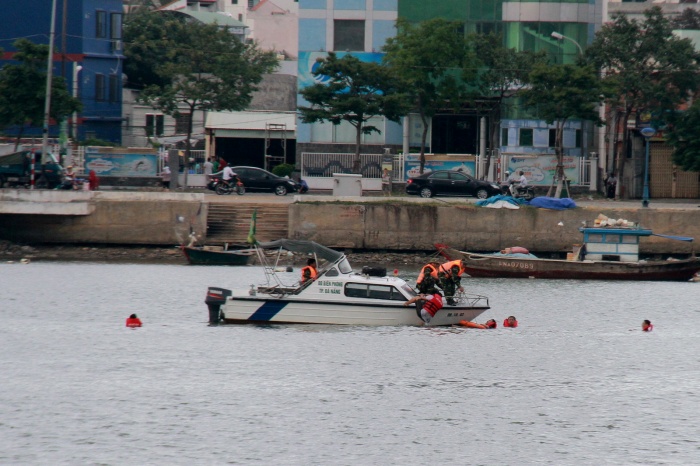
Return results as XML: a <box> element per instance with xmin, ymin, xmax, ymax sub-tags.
<box><xmin>405</xmin><ymin>170</ymin><xmax>501</xmax><ymax>199</ymax></box>
<box><xmin>231</xmin><ymin>166</ymin><xmax>300</xmax><ymax>195</ymax></box>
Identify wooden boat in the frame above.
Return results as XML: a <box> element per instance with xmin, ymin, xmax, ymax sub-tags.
<box><xmin>205</xmin><ymin>239</ymin><xmax>490</xmax><ymax>326</ymax></box>
<box><xmin>437</xmin><ymin>226</ymin><xmax>700</xmax><ymax>282</ymax></box>
<box><xmin>181</xmin><ymin>244</ymin><xmax>255</xmax><ymax>266</ymax></box>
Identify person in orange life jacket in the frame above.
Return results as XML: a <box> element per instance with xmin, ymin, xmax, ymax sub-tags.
<box><xmin>438</xmin><ymin>260</ymin><xmax>465</xmax><ymax>306</ymax></box>
<box><xmin>503</xmin><ymin>316</ymin><xmax>518</xmax><ymax>327</ymax></box>
<box><xmin>642</xmin><ymin>320</ymin><xmax>653</xmax><ymax>332</ymax></box>
<box><xmin>416</xmin><ymin>263</ymin><xmax>440</xmax><ymax>294</ymax></box>
<box><xmin>126</xmin><ymin>314</ymin><xmax>142</xmax><ymax>328</ymax></box>
<box><xmin>301</xmin><ymin>258</ymin><xmax>318</xmax><ymax>283</ymax></box>
<box><xmin>458</xmin><ymin>318</ymin><xmax>497</xmax><ymax>329</ymax></box>
<box><xmin>404</xmin><ymin>291</ymin><xmax>444</xmax><ymax>324</ymax></box>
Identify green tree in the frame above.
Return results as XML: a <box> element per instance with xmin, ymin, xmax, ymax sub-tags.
<box><xmin>586</xmin><ymin>7</ymin><xmax>700</xmax><ymax>198</ymax></box>
<box><xmin>126</xmin><ymin>14</ymin><xmax>278</xmax><ymax>187</ymax></box>
<box><xmin>298</xmin><ymin>52</ymin><xmax>408</xmax><ymax>173</ymax></box>
<box><xmin>382</xmin><ymin>18</ymin><xmax>475</xmax><ymax>174</ymax></box>
<box><xmin>473</xmin><ymin>33</ymin><xmax>546</xmax><ymax>179</ymax></box>
<box><xmin>671</xmin><ymin>8</ymin><xmax>700</xmax><ymax>30</ymax></box>
<box><xmin>0</xmin><ymin>39</ymin><xmax>82</xmax><ymax>150</ymax></box>
<box><xmin>666</xmin><ymin>102</ymin><xmax>700</xmax><ymax>172</ymax></box>
<box><xmin>522</xmin><ymin>63</ymin><xmax>603</xmax><ymax>198</ymax></box>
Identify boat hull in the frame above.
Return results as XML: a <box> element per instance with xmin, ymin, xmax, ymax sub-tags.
<box><xmin>441</xmin><ymin>249</ymin><xmax>700</xmax><ymax>281</ymax></box>
<box><xmin>219</xmin><ymin>296</ymin><xmax>489</xmax><ymax>326</ymax></box>
<box><xmin>182</xmin><ymin>246</ymin><xmax>253</xmax><ymax>266</ymax></box>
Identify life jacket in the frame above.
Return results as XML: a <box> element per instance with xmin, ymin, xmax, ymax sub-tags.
<box><xmin>643</xmin><ymin>324</ymin><xmax>653</xmax><ymax>332</ymax></box>
<box><xmin>301</xmin><ymin>266</ymin><xmax>317</xmax><ymax>282</ymax></box>
<box><xmin>126</xmin><ymin>317</ymin><xmax>142</xmax><ymax>328</ymax></box>
<box><xmin>503</xmin><ymin>318</ymin><xmax>518</xmax><ymax>328</ymax></box>
<box><xmin>416</xmin><ymin>264</ymin><xmax>438</xmax><ymax>284</ymax></box>
<box><xmin>510</xmin><ymin>246</ymin><xmax>529</xmax><ymax>254</ymax></box>
<box><xmin>439</xmin><ymin>260</ymin><xmax>464</xmax><ymax>278</ymax></box>
<box><xmin>421</xmin><ymin>294</ymin><xmax>443</xmax><ymax>317</ymax></box>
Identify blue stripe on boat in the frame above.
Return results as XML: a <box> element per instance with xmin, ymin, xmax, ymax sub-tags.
<box><xmin>249</xmin><ymin>301</ymin><xmax>288</xmax><ymax>321</ymax></box>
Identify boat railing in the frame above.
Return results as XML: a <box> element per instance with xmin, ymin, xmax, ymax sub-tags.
<box><xmin>453</xmin><ymin>291</ymin><xmax>489</xmax><ymax>308</ymax></box>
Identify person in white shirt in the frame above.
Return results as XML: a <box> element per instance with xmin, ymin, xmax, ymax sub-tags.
<box><xmin>518</xmin><ymin>171</ymin><xmax>528</xmax><ymax>187</ymax></box>
<box><xmin>222</xmin><ymin>165</ymin><xmax>237</xmax><ymax>187</ymax></box>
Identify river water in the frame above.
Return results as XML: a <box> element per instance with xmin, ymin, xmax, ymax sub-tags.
<box><xmin>1</xmin><ymin>261</ymin><xmax>699</xmax><ymax>465</ymax></box>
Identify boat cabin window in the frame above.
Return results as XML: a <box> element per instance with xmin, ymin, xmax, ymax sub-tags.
<box><xmin>605</xmin><ymin>234</ymin><xmax>621</xmax><ymax>244</ymax></box>
<box><xmin>587</xmin><ymin>234</ymin><xmax>603</xmax><ymax>243</ymax></box>
<box><xmin>345</xmin><ymin>283</ymin><xmax>406</xmax><ymax>301</ymax></box>
<box><xmin>621</xmin><ymin>235</ymin><xmax>638</xmax><ymax>244</ymax></box>
<box><xmin>324</xmin><ymin>267</ymin><xmax>339</xmax><ymax>277</ymax></box>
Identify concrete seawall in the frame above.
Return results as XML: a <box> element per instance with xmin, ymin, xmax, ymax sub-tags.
<box><xmin>1</xmin><ymin>191</ymin><xmax>698</xmax><ymax>254</ymax></box>
<box><xmin>289</xmin><ymin>199</ymin><xmax>700</xmax><ymax>254</ymax></box>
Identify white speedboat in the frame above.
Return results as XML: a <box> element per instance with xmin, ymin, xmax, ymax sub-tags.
<box><xmin>205</xmin><ymin>239</ymin><xmax>490</xmax><ymax>326</ymax></box>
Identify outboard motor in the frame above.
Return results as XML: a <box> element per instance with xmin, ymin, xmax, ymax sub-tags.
<box><xmin>361</xmin><ymin>266</ymin><xmax>387</xmax><ymax>277</ymax></box>
<box><xmin>205</xmin><ymin>287</ymin><xmax>232</xmax><ymax>323</ymax></box>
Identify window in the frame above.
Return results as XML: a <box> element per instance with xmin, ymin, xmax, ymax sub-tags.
<box><xmin>110</xmin><ymin>13</ymin><xmax>122</xmax><ymax>39</ymax></box>
<box><xmin>175</xmin><ymin>113</ymin><xmax>191</xmax><ymax>133</ymax></box>
<box><xmin>95</xmin><ymin>74</ymin><xmax>105</xmax><ymax>102</ymax></box>
<box><xmin>232</xmin><ymin>0</ymin><xmax>238</xmax><ymax>3</ymax></box>
<box><xmin>145</xmin><ymin>114</ymin><xmax>164</xmax><ymax>137</ymax></box>
<box><xmin>344</xmin><ymin>283</ymin><xmax>405</xmax><ymax>301</ymax></box>
<box><xmin>519</xmin><ymin>128</ymin><xmax>533</xmax><ymax>147</ymax></box>
<box><xmin>549</xmin><ymin>129</ymin><xmax>557</xmax><ymax>148</ymax></box>
<box><xmin>96</xmin><ymin>11</ymin><xmax>106</xmax><ymax>38</ymax></box>
<box><xmin>501</xmin><ymin>128</ymin><xmax>508</xmax><ymax>146</ymax></box>
<box><xmin>109</xmin><ymin>75</ymin><xmax>119</xmax><ymax>103</ymax></box>
<box><xmin>429</xmin><ymin>171</ymin><xmax>450</xmax><ymax>180</ymax></box>
<box><xmin>575</xmin><ymin>129</ymin><xmax>582</xmax><ymax>148</ymax></box>
<box><xmin>605</xmin><ymin>234</ymin><xmax>621</xmax><ymax>244</ymax></box>
<box><xmin>334</xmin><ymin>20</ymin><xmax>365</xmax><ymax>51</ymax></box>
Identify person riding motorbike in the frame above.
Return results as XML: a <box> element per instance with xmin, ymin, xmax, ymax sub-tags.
<box><xmin>221</xmin><ymin>165</ymin><xmax>238</xmax><ymax>188</ymax></box>
<box><xmin>509</xmin><ymin>171</ymin><xmax>528</xmax><ymax>197</ymax></box>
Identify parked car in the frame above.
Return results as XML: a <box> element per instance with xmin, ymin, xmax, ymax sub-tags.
<box><xmin>405</xmin><ymin>170</ymin><xmax>501</xmax><ymax>199</ymax></box>
<box><xmin>231</xmin><ymin>166</ymin><xmax>300</xmax><ymax>195</ymax></box>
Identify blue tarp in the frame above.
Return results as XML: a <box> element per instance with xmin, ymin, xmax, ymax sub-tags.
<box><xmin>528</xmin><ymin>197</ymin><xmax>577</xmax><ymax>210</ymax></box>
<box><xmin>475</xmin><ymin>194</ymin><xmax>529</xmax><ymax>207</ymax></box>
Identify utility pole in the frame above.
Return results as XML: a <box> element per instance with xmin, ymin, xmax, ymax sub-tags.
<box><xmin>41</xmin><ymin>0</ymin><xmax>58</xmax><ymax>166</ymax></box>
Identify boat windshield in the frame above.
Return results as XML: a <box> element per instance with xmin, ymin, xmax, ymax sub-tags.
<box><xmin>337</xmin><ymin>257</ymin><xmax>352</xmax><ymax>274</ymax></box>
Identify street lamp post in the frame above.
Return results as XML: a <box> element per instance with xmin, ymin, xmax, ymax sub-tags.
<box><xmin>72</xmin><ymin>63</ymin><xmax>82</xmax><ymax>140</ymax></box>
<box><xmin>551</xmin><ymin>31</ymin><xmax>583</xmax><ymax>56</ymax></box>
<box><xmin>640</xmin><ymin>127</ymin><xmax>656</xmax><ymax>208</ymax></box>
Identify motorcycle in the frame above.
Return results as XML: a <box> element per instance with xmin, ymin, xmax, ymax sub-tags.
<box><xmin>501</xmin><ymin>181</ymin><xmax>535</xmax><ymax>201</ymax></box>
<box><xmin>208</xmin><ymin>174</ymin><xmax>245</xmax><ymax>195</ymax></box>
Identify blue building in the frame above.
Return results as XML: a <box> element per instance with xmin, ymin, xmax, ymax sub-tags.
<box><xmin>0</xmin><ymin>0</ymin><xmax>124</xmax><ymax>143</ymax></box>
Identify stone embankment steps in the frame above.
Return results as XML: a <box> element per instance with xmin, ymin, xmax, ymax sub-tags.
<box><xmin>206</xmin><ymin>202</ymin><xmax>289</xmax><ymax>244</ymax></box>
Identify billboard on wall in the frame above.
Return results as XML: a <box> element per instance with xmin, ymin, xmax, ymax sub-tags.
<box><xmin>85</xmin><ymin>150</ymin><xmax>159</xmax><ymax>177</ymax></box>
<box><xmin>298</xmin><ymin>52</ymin><xmax>384</xmax><ymax>89</ymax></box>
<box><xmin>404</xmin><ymin>155</ymin><xmax>476</xmax><ymax>179</ymax></box>
<box><xmin>505</xmin><ymin>154</ymin><xmax>580</xmax><ymax>185</ymax></box>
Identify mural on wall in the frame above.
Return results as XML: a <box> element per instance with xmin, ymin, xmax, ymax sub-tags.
<box><xmin>85</xmin><ymin>150</ymin><xmax>158</xmax><ymax>177</ymax></box>
<box><xmin>404</xmin><ymin>155</ymin><xmax>476</xmax><ymax>179</ymax></box>
<box><xmin>505</xmin><ymin>154</ymin><xmax>580</xmax><ymax>186</ymax></box>
<box><xmin>298</xmin><ymin>52</ymin><xmax>384</xmax><ymax>89</ymax></box>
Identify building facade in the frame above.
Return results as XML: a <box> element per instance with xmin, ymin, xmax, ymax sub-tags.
<box><xmin>0</xmin><ymin>0</ymin><xmax>125</xmax><ymax>143</ymax></box>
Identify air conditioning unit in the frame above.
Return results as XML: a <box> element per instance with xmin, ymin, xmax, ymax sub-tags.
<box><xmin>111</xmin><ymin>40</ymin><xmax>122</xmax><ymax>52</ymax></box>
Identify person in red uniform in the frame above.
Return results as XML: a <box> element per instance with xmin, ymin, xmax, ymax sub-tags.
<box><xmin>301</xmin><ymin>258</ymin><xmax>318</xmax><ymax>283</ymax></box>
<box><xmin>126</xmin><ymin>314</ymin><xmax>142</xmax><ymax>328</ymax></box>
<box><xmin>404</xmin><ymin>292</ymin><xmax>443</xmax><ymax>324</ymax></box>
<box><xmin>503</xmin><ymin>316</ymin><xmax>518</xmax><ymax>327</ymax></box>
<box><xmin>642</xmin><ymin>320</ymin><xmax>653</xmax><ymax>332</ymax></box>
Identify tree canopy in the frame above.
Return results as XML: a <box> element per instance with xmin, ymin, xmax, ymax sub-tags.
<box><xmin>586</xmin><ymin>7</ymin><xmax>700</xmax><ymax>197</ymax></box>
<box><xmin>382</xmin><ymin>18</ymin><xmax>475</xmax><ymax>174</ymax></box>
<box><xmin>522</xmin><ymin>63</ymin><xmax>603</xmax><ymax>197</ymax></box>
<box><xmin>124</xmin><ymin>12</ymin><xmax>278</xmax><ymax>186</ymax></box>
<box><xmin>0</xmin><ymin>39</ymin><xmax>81</xmax><ymax>149</ymax></box>
<box><xmin>298</xmin><ymin>52</ymin><xmax>408</xmax><ymax>173</ymax></box>
<box><xmin>473</xmin><ymin>33</ymin><xmax>546</xmax><ymax>178</ymax></box>
<box><xmin>666</xmin><ymin>102</ymin><xmax>700</xmax><ymax>172</ymax></box>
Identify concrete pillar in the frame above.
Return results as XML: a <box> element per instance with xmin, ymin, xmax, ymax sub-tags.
<box><xmin>402</xmin><ymin>116</ymin><xmax>410</xmax><ymax>157</ymax></box>
<box><xmin>479</xmin><ymin>117</ymin><xmax>487</xmax><ymax>179</ymax></box>
<box><xmin>589</xmin><ymin>156</ymin><xmax>598</xmax><ymax>192</ymax></box>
